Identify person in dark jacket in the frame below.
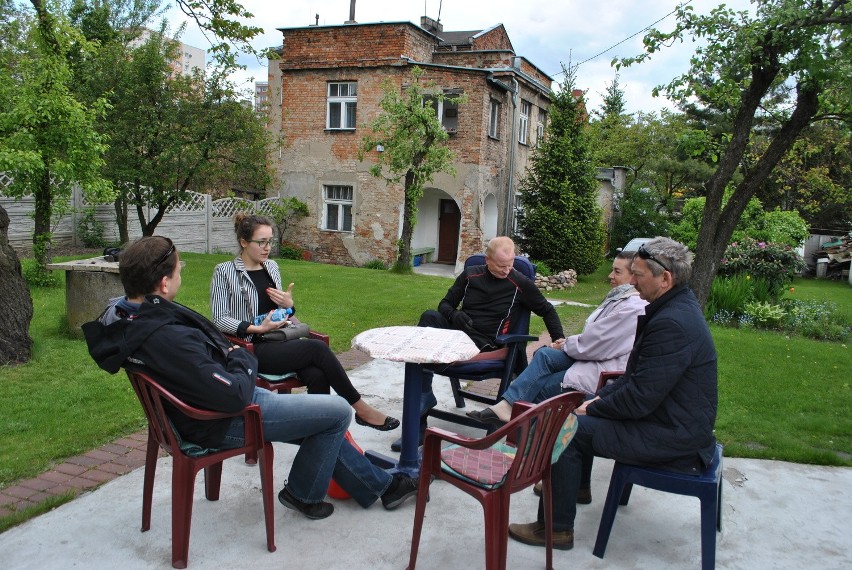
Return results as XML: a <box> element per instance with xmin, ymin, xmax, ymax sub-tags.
<box><xmin>392</xmin><ymin>235</ymin><xmax>565</xmax><ymax>451</ymax></box>
<box><xmin>507</xmin><ymin>237</ymin><xmax>718</xmax><ymax>551</ymax></box>
<box><xmin>83</xmin><ymin>236</ymin><xmax>418</xmax><ymax>521</ymax></box>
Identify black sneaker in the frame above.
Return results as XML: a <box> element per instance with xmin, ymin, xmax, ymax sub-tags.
<box><xmin>381</xmin><ymin>474</ymin><xmax>418</xmax><ymax>510</ymax></box>
<box><xmin>278</xmin><ymin>486</ymin><xmax>334</xmax><ymax>520</ymax></box>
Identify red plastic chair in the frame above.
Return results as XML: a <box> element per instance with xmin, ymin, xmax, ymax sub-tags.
<box><xmin>407</xmin><ymin>391</ymin><xmax>586</xmax><ymax>570</ymax></box>
<box><xmin>126</xmin><ymin>371</ymin><xmax>276</xmax><ymax>569</ymax></box>
<box><xmin>596</xmin><ymin>370</ymin><xmax>624</xmax><ymax>392</ymax></box>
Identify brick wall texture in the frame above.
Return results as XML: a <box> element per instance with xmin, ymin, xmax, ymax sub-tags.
<box><xmin>275</xmin><ymin>21</ymin><xmax>553</xmax><ymax>266</ymax></box>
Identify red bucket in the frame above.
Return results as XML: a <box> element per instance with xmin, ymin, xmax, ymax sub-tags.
<box><xmin>327</xmin><ymin>431</ymin><xmax>363</xmax><ymax>500</ymax></box>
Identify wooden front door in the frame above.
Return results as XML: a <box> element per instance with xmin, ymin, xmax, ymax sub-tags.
<box><xmin>437</xmin><ymin>199</ymin><xmax>460</xmax><ymax>263</ymax></box>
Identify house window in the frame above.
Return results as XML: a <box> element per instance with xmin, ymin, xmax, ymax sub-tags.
<box><xmin>327</xmin><ymin>82</ymin><xmax>357</xmax><ymax>130</ymax></box>
<box><xmin>423</xmin><ymin>93</ymin><xmax>460</xmax><ymax>133</ymax></box>
<box><xmin>488</xmin><ymin>100</ymin><xmax>501</xmax><ymax>139</ymax></box>
<box><xmin>536</xmin><ymin>109</ymin><xmax>547</xmax><ymax>146</ymax></box>
<box><xmin>518</xmin><ymin>100</ymin><xmax>531</xmax><ymax>145</ymax></box>
<box><xmin>323</xmin><ymin>185</ymin><xmax>353</xmax><ymax>231</ymax></box>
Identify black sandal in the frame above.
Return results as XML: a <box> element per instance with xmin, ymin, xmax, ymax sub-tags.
<box><xmin>355</xmin><ymin>414</ymin><xmax>400</xmax><ymax>431</ymax></box>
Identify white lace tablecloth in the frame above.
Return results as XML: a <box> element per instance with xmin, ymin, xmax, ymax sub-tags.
<box><xmin>352</xmin><ymin>326</ymin><xmax>479</xmax><ymax>364</ymax></box>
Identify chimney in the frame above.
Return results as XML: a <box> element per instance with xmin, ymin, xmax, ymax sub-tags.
<box><xmin>420</xmin><ymin>16</ymin><xmax>443</xmax><ymax>34</ymax></box>
<box><xmin>345</xmin><ymin>0</ymin><xmax>356</xmax><ymax>24</ymax></box>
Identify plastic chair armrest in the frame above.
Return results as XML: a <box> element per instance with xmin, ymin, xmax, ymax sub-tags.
<box><xmin>308</xmin><ymin>330</ymin><xmax>330</xmax><ymax>346</ymax></box>
<box><xmin>495</xmin><ymin>333</ymin><xmax>539</xmax><ymax>345</ymax></box>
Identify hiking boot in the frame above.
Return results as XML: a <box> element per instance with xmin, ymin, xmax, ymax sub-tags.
<box><xmin>533</xmin><ymin>481</ymin><xmax>592</xmax><ymax>504</ymax></box>
<box><xmin>381</xmin><ymin>474</ymin><xmax>419</xmax><ymax>510</ymax></box>
<box><xmin>278</xmin><ymin>486</ymin><xmax>334</xmax><ymax>520</ymax></box>
<box><xmin>508</xmin><ymin>521</ymin><xmax>573</xmax><ymax>550</ymax></box>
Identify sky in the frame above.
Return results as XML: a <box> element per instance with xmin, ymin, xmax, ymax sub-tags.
<box><xmin>164</xmin><ymin>0</ymin><xmax>755</xmax><ymax>115</ymax></box>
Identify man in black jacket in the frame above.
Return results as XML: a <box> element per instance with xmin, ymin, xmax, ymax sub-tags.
<box><xmin>508</xmin><ymin>237</ymin><xmax>718</xmax><ymax>550</ymax></box>
<box><xmin>392</xmin><ymin>236</ymin><xmax>565</xmax><ymax>451</ymax></box>
<box><xmin>84</xmin><ymin>237</ymin><xmax>418</xmax><ymax>521</ymax></box>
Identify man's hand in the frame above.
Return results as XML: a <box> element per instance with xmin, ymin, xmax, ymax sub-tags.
<box><xmin>451</xmin><ymin>310</ymin><xmax>474</xmax><ymax>331</ymax></box>
<box><xmin>575</xmin><ymin>396</ymin><xmax>600</xmax><ymax>416</ymax></box>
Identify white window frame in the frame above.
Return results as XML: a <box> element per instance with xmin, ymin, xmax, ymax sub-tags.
<box><xmin>536</xmin><ymin>109</ymin><xmax>547</xmax><ymax>146</ymax></box>
<box><xmin>327</xmin><ymin>82</ymin><xmax>357</xmax><ymax>130</ymax></box>
<box><xmin>518</xmin><ymin>100</ymin><xmax>531</xmax><ymax>145</ymax></box>
<box><xmin>322</xmin><ymin>184</ymin><xmax>353</xmax><ymax>232</ymax></box>
<box><xmin>488</xmin><ymin>99</ymin><xmax>501</xmax><ymax>139</ymax></box>
<box><xmin>423</xmin><ymin>93</ymin><xmax>460</xmax><ymax>133</ymax></box>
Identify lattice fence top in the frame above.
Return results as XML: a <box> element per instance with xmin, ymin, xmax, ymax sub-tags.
<box><xmin>170</xmin><ymin>191</ymin><xmax>207</xmax><ymax>212</ymax></box>
<box><xmin>255</xmin><ymin>197</ymin><xmax>281</xmax><ymax>216</ymax></box>
<box><xmin>0</xmin><ymin>172</ymin><xmax>12</xmax><ymax>190</ymax></box>
<box><xmin>212</xmin><ymin>197</ymin><xmax>259</xmax><ymax>218</ymax></box>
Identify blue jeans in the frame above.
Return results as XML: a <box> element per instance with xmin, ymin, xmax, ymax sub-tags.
<box><xmin>222</xmin><ymin>387</ymin><xmax>392</xmax><ymax>508</ymax></box>
<box><xmin>500</xmin><ymin>346</ymin><xmax>575</xmax><ymax>405</ymax></box>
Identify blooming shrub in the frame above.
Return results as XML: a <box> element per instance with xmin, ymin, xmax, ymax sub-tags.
<box><xmin>717</xmin><ymin>238</ymin><xmax>804</xmax><ymax>300</ymax></box>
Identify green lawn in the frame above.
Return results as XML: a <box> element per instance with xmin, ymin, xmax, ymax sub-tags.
<box><xmin>1</xmin><ymin>256</ymin><xmax>850</xmax><ymax>494</ymax></box>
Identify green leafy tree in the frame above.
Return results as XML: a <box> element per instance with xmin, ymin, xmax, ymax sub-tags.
<box><xmin>359</xmin><ymin>66</ymin><xmax>460</xmax><ymax>272</ymax></box>
<box><xmin>618</xmin><ymin>1</ymin><xmax>852</xmax><ymax>307</ymax></box>
<box><xmin>673</xmin><ymin>195</ymin><xmax>808</xmax><ymax>250</ymax></box>
<box><xmin>610</xmin><ymin>186</ymin><xmax>672</xmax><ymax>254</ymax></box>
<box><xmin>2</xmin><ymin>0</ymin><xmax>113</xmax><ymax>271</ymax></box>
<box><xmin>516</xmin><ymin>69</ymin><xmax>604</xmax><ymax>274</ymax></box>
<box><xmin>267</xmin><ymin>197</ymin><xmax>309</xmax><ymax>252</ymax></box>
<box><xmin>760</xmin><ymin>121</ymin><xmax>852</xmax><ymax>230</ymax></box>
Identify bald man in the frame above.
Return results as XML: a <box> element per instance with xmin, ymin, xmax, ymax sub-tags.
<box><xmin>391</xmin><ymin>236</ymin><xmax>564</xmax><ymax>450</ymax></box>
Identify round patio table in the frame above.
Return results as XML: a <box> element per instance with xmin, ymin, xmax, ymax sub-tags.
<box><xmin>352</xmin><ymin>326</ymin><xmax>479</xmax><ymax>476</ymax></box>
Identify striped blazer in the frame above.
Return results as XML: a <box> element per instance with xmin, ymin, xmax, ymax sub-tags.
<box><xmin>210</xmin><ymin>256</ymin><xmax>284</xmax><ymax>340</ymax></box>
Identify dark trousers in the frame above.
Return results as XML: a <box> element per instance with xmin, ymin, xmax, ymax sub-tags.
<box><xmin>538</xmin><ymin>414</ymin><xmax>602</xmax><ymax>531</ymax></box>
<box><xmin>254</xmin><ymin>337</ymin><xmax>361</xmax><ymax>404</ymax></box>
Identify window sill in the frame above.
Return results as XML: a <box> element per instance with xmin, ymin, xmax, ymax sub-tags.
<box><xmin>487</xmin><ymin>135</ymin><xmax>500</xmax><ymax>141</ymax></box>
<box><xmin>324</xmin><ymin>129</ymin><xmax>356</xmax><ymax>133</ymax></box>
<box><xmin>321</xmin><ymin>229</ymin><xmax>354</xmax><ymax>234</ymax></box>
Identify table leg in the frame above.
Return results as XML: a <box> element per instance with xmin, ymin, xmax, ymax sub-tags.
<box><xmin>398</xmin><ymin>362</ymin><xmax>424</xmax><ymax>471</ymax></box>
<box><xmin>365</xmin><ymin>361</ymin><xmax>423</xmax><ymax>477</ymax></box>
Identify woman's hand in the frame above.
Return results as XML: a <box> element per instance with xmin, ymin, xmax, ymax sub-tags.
<box><xmin>267</xmin><ymin>282</ymin><xmax>295</xmax><ymax>308</ymax></box>
<box><xmin>248</xmin><ymin>311</ymin><xmax>287</xmax><ymax>335</ymax></box>
<box><xmin>550</xmin><ymin>337</ymin><xmax>566</xmax><ymax>350</ymax></box>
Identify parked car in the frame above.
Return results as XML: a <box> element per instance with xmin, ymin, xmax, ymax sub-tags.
<box><xmin>617</xmin><ymin>237</ymin><xmax>653</xmax><ymax>253</ymax></box>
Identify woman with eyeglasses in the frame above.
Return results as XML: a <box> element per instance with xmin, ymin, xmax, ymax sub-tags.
<box><xmin>210</xmin><ymin>213</ymin><xmax>399</xmax><ymax>431</ymax></box>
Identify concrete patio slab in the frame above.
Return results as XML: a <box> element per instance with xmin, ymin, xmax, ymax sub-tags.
<box><xmin>1</xmin><ymin>358</ymin><xmax>850</xmax><ymax>569</ymax></box>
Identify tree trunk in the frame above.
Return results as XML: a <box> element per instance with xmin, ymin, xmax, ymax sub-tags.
<box><xmin>33</xmin><ymin>168</ymin><xmax>53</xmax><ymax>267</ymax></box>
<box><xmin>114</xmin><ymin>194</ymin><xmax>129</xmax><ymax>245</ymax></box>
<box><xmin>394</xmin><ymin>172</ymin><xmax>417</xmax><ymax>271</ymax></box>
<box><xmin>0</xmin><ymin>205</ymin><xmax>34</xmax><ymax>365</ymax></box>
<box><xmin>690</xmin><ymin>82</ymin><xmax>820</xmax><ymax>308</ymax></box>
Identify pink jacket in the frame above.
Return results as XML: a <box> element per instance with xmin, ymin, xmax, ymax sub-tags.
<box><xmin>561</xmin><ymin>290</ymin><xmax>647</xmax><ymax>394</ymax></box>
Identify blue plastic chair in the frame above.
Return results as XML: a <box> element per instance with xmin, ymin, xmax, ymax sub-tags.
<box><xmin>593</xmin><ymin>443</ymin><xmax>724</xmax><ymax>570</ymax></box>
<box><xmin>426</xmin><ymin>254</ymin><xmax>539</xmax><ymax>431</ymax></box>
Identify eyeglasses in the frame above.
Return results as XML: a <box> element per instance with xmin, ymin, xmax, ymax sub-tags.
<box><xmin>636</xmin><ymin>245</ymin><xmax>672</xmax><ymax>273</ymax></box>
<box><xmin>248</xmin><ymin>239</ymin><xmax>274</xmax><ymax>249</ymax></box>
<box><xmin>154</xmin><ymin>237</ymin><xmax>175</xmax><ymax>268</ymax></box>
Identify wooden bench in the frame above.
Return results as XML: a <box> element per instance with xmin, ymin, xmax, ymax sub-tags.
<box><xmin>411</xmin><ymin>247</ymin><xmax>435</xmax><ymax>263</ymax></box>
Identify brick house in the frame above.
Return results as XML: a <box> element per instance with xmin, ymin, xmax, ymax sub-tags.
<box><xmin>268</xmin><ymin>16</ymin><xmax>559</xmax><ymax>269</ymax></box>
